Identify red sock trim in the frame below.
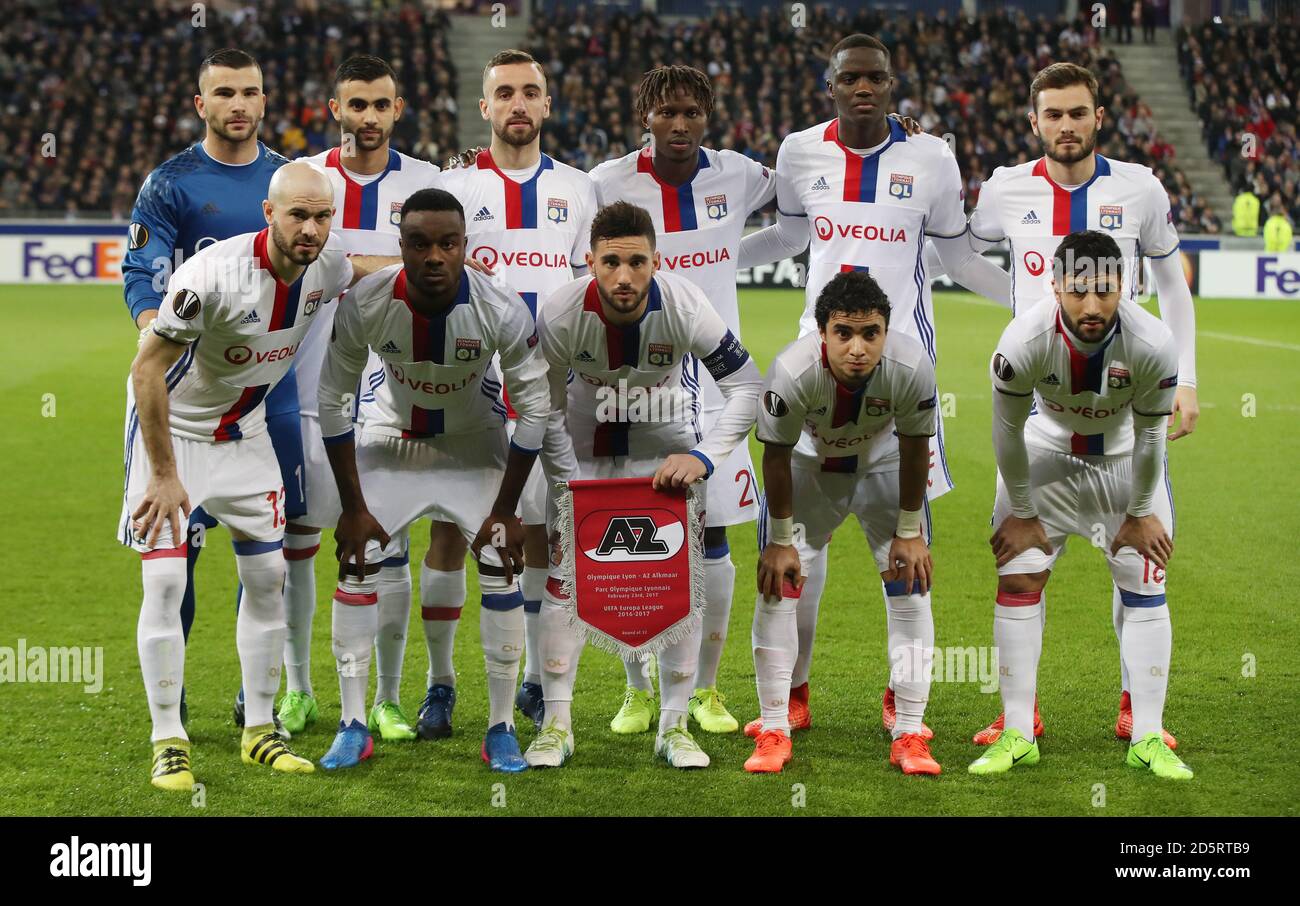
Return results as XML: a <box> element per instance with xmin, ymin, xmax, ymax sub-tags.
<box><xmin>334</xmin><ymin>589</ymin><xmax>377</xmax><ymax>606</ymax></box>
<box><xmin>283</xmin><ymin>544</ymin><xmax>320</xmax><ymax>561</ymax></box>
<box><xmin>545</xmin><ymin>576</ymin><xmax>569</xmax><ymax>601</ymax></box>
<box><xmin>141</xmin><ymin>544</ymin><xmax>189</xmax><ymax>560</ymax></box>
<box><xmin>422</xmin><ymin>606</ymin><xmax>462</xmax><ymax>621</ymax></box>
<box><xmin>996</xmin><ymin>590</ymin><xmax>1043</xmax><ymax>607</ymax></box>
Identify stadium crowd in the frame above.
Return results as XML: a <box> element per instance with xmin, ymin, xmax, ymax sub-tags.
<box><xmin>1178</xmin><ymin>21</ymin><xmax>1300</xmax><ymax>228</ymax></box>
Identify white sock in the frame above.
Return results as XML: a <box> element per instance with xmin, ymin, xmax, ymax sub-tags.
<box><xmin>374</xmin><ymin>559</ymin><xmax>412</xmax><ymax>705</ymax></box>
<box><xmin>478</xmin><ymin>548</ymin><xmax>524</xmax><ymax>729</ymax></box>
<box><xmin>420</xmin><ymin>564</ymin><xmax>465</xmax><ymax>688</ymax></box>
<box><xmin>332</xmin><ymin>577</ymin><xmax>377</xmax><ymax>727</ymax></box>
<box><xmin>540</xmin><ymin>590</ymin><xmax>584</xmax><ymax>730</ymax></box>
<box><xmin>994</xmin><ymin>592</ymin><xmax>1044</xmax><ymax>738</ymax></box>
<box><xmin>138</xmin><ymin>553</ymin><xmax>188</xmax><ymax>742</ymax></box>
<box><xmin>521</xmin><ymin>565</ymin><xmax>547</xmax><ymax>687</ymax></box>
<box><xmin>623</xmin><ymin>651</ymin><xmax>653</xmax><ymax>691</ymax></box>
<box><xmin>752</xmin><ymin>590</ymin><xmax>798</xmax><ymax>735</ymax></box>
<box><xmin>885</xmin><ymin>586</ymin><xmax>934</xmax><ymax>738</ymax></box>
<box><xmin>233</xmin><ymin>545</ymin><xmax>288</xmax><ymax>729</ymax></box>
<box><xmin>1112</xmin><ymin>583</ymin><xmax>1130</xmax><ymax>693</ymax></box>
<box><xmin>696</xmin><ymin>550</ymin><xmax>735</xmax><ymax>689</ymax></box>
<box><xmin>656</xmin><ymin>628</ymin><xmax>699</xmax><ymax>734</ymax></box>
<box><xmin>792</xmin><ymin>545</ymin><xmax>828</xmax><ymax>687</ymax></box>
<box><xmin>282</xmin><ymin>531</ymin><xmax>320</xmax><ymax>695</ymax></box>
<box><xmin>1121</xmin><ymin>600</ymin><xmax>1172</xmax><ymax>739</ymax></box>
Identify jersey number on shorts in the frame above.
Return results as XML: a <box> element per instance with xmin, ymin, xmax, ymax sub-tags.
<box><xmin>267</xmin><ymin>488</ymin><xmax>287</xmax><ymax>529</ymax></box>
<box><xmin>736</xmin><ymin>468</ymin><xmax>756</xmax><ymax>508</ymax></box>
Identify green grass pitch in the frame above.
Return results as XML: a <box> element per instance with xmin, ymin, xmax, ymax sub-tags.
<box><xmin>1</xmin><ymin>285</ymin><xmax>1297</xmax><ymax>816</ymax></box>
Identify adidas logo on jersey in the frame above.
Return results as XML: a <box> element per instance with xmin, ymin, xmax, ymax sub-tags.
<box><xmin>1021</xmin><ymin>210</ymin><xmax>1041</xmax><ymax>225</ymax></box>
<box><xmin>473</xmin><ymin>206</ymin><xmax>494</xmax><ymax>222</ymax></box>
<box><xmin>811</xmin><ymin>176</ymin><xmax>830</xmax><ymax>191</ymax></box>
<box><xmin>380</xmin><ymin>340</ymin><xmax>402</xmax><ymax>355</ymax></box>
<box><xmin>1042</xmin><ymin>372</ymin><xmax>1060</xmax><ymax>386</ymax></box>
<box><xmin>575</xmin><ymin>350</ymin><xmax>595</xmax><ymax>363</ymax></box>
<box><xmin>240</xmin><ymin>310</ymin><xmax>261</xmax><ymax>324</ymax></box>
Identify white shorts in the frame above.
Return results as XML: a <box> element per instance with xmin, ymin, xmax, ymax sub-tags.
<box><xmin>119</xmin><ymin>428</ymin><xmax>285</xmax><ymax>553</ymax></box>
<box><xmin>297</xmin><ymin>414</ymin><xmax>343</xmax><ymax>530</ymax></box>
<box><xmin>698</xmin><ymin>407</ymin><xmax>759</xmax><ymax>527</ymax></box>
<box><xmin>758</xmin><ymin>465</ymin><xmax>931</xmax><ymax>577</ymax></box>
<box><xmin>506</xmin><ymin>418</ymin><xmax>547</xmax><ymax>526</ymax></box>
<box><xmin>352</xmin><ymin>427</ymin><xmax>507</xmax><ymax>564</ymax></box>
<box><xmin>991</xmin><ymin>446</ymin><xmax>1175</xmax><ymax>596</ymax></box>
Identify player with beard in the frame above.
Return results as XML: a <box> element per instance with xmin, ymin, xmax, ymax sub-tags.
<box><xmin>966</xmin><ymin>62</ymin><xmax>1195</xmax><ymax>749</ymax></box>
<box><xmin>122</xmin><ymin>49</ymin><xmax>298</xmax><ymax>733</ymax></box>
<box><xmin>284</xmin><ymin>55</ymin><xmax>442</xmax><ymax>742</ymax></box>
<box><xmin>426</xmin><ymin>49</ymin><xmax>597</xmax><ymax>738</ymax></box>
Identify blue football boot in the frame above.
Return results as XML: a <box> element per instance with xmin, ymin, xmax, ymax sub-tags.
<box><xmin>417</xmin><ymin>684</ymin><xmax>456</xmax><ymax>740</ymax></box>
<box><xmin>481</xmin><ymin>722</ymin><xmax>528</xmax><ymax>773</ymax></box>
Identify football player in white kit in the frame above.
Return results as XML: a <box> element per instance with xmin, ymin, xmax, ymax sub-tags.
<box><xmin>432</xmin><ymin>49</ymin><xmax>597</xmax><ymax>734</ymax></box>
<box><xmin>967</xmin><ymin>63</ymin><xmax>1195</xmax><ymax>747</ymax></box>
<box><xmin>282</xmin><ymin>54</ymin><xmax>441</xmax><ymax>741</ymax></box>
<box><xmin>588</xmin><ymin>65</ymin><xmax>776</xmax><ymax>736</ymax></box>
<box><xmin>968</xmin><ymin>230</ymin><xmax>1192</xmax><ymax>781</ymax></box>
<box><xmin>736</xmin><ymin>34</ymin><xmax>1011</xmax><ymax>739</ymax></box>
<box><xmin>523</xmin><ymin>202</ymin><xmax>762</xmax><ymax>770</ymax></box>
<box><xmin>748</xmin><ymin>271</ymin><xmax>942</xmax><ymax>776</ymax></box>
<box><xmin>124</xmin><ymin>163</ymin><xmax>368</xmax><ymax>790</ymax></box>
<box><xmin>316</xmin><ymin>188</ymin><xmax>551</xmax><ymax>772</ymax></box>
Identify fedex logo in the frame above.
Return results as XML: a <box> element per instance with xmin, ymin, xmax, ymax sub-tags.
<box><xmin>1257</xmin><ymin>257</ymin><xmax>1300</xmax><ymax>295</ymax></box>
<box><xmin>812</xmin><ymin>217</ymin><xmax>907</xmax><ymax>243</ymax></box>
<box><xmin>23</xmin><ymin>240</ymin><xmax>123</xmax><ymax>281</ymax></box>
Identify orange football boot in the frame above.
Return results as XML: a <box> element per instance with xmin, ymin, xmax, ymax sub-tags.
<box><xmin>1115</xmin><ymin>691</ymin><xmax>1178</xmax><ymax>749</ymax></box>
<box><xmin>744</xmin><ymin>729</ymin><xmax>793</xmax><ymax>773</ymax></box>
<box><xmin>744</xmin><ymin>682</ymin><xmax>811</xmax><ymax>738</ymax></box>
<box><xmin>973</xmin><ymin>697</ymin><xmax>1044</xmax><ymax>745</ymax></box>
<box><xmin>881</xmin><ymin>687</ymin><xmax>934</xmax><ymax>740</ymax></box>
<box><xmin>890</xmin><ymin>732</ymin><xmax>941</xmax><ymax>775</ymax></box>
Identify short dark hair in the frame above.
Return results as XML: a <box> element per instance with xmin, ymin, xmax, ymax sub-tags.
<box><xmin>829</xmin><ymin>34</ymin><xmax>891</xmax><ymax>70</ymax></box>
<box><xmin>400</xmin><ymin>188</ymin><xmax>464</xmax><ymax>223</ymax></box>
<box><xmin>482</xmin><ymin>49</ymin><xmax>545</xmax><ymax>94</ymax></box>
<box><xmin>634</xmin><ymin>65</ymin><xmax>715</xmax><ymax>123</ymax></box>
<box><xmin>814</xmin><ymin>271</ymin><xmax>891</xmax><ymax>330</ymax></box>
<box><xmin>590</xmin><ymin>202</ymin><xmax>656</xmax><ymax>252</ymax></box>
<box><xmin>334</xmin><ymin>54</ymin><xmax>399</xmax><ymax>93</ymax></box>
<box><xmin>198</xmin><ymin>48</ymin><xmax>260</xmax><ymax>88</ymax></box>
<box><xmin>1029</xmin><ymin>62</ymin><xmax>1099</xmax><ymax>113</ymax></box>
<box><xmin>1052</xmin><ymin>229</ymin><xmax>1124</xmax><ymax>285</ymax></box>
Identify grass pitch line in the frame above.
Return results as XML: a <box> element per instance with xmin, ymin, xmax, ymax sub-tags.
<box><xmin>1199</xmin><ymin>331</ymin><xmax>1300</xmax><ymax>353</ymax></box>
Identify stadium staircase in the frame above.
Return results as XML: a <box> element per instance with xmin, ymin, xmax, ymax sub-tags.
<box><xmin>449</xmin><ymin>13</ymin><xmax>530</xmax><ymax>152</ymax></box>
<box><xmin>1109</xmin><ymin>27</ymin><xmax>1233</xmax><ymax>218</ymax></box>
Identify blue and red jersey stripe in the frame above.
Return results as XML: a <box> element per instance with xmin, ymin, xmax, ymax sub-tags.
<box><xmin>476</xmin><ymin>150</ymin><xmax>555</xmax><ymax>229</ymax></box>
<box><xmin>214</xmin><ymin>384</ymin><xmax>269</xmax><ymax>442</ymax></box>
<box><xmin>325</xmin><ymin>147</ymin><xmax>402</xmax><ymax>231</ymax></box>
<box><xmin>1032</xmin><ymin>154</ymin><xmax>1112</xmax><ymax>235</ymax></box>
<box><xmin>635</xmin><ymin>147</ymin><xmax>710</xmax><ymax>232</ymax></box>
<box><xmin>393</xmin><ymin>269</ymin><xmax>470</xmax><ymax>438</ymax></box>
<box><xmin>823</xmin><ymin>117</ymin><xmax>907</xmax><ymax>205</ymax></box>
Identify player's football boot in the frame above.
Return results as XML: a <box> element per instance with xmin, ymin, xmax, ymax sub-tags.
<box><xmin>515</xmin><ymin>681</ymin><xmax>545</xmax><ymax>732</ymax></box>
<box><xmin>276</xmin><ymin>690</ymin><xmax>319</xmax><ymax>736</ymax></box>
<box><xmin>524</xmin><ymin>718</ymin><xmax>575</xmax><ymax>768</ymax></box>
<box><xmin>1127</xmin><ymin>732</ymin><xmax>1193</xmax><ymax>781</ymax></box>
<box><xmin>655</xmin><ymin>725</ymin><xmax>711</xmax><ymax>769</ymax></box>
<box><xmin>233</xmin><ymin>689</ymin><xmax>288</xmax><ymax>738</ymax></box>
<box><xmin>890</xmin><ymin>732</ymin><xmax>942</xmax><ymax>775</ymax></box>
<box><xmin>688</xmin><ymin>686</ymin><xmax>739</xmax><ymax>733</ymax></box>
<box><xmin>368</xmin><ymin>701</ymin><xmax>418</xmax><ymax>741</ymax></box>
<box><xmin>610</xmin><ymin>685</ymin><xmax>657</xmax><ymax>734</ymax></box>
<box><xmin>481</xmin><ymin>722</ymin><xmax>529</xmax><ymax>773</ymax></box>
<box><xmin>150</xmin><ymin>738</ymin><xmax>194</xmax><ymax>792</ymax></box>
<box><xmin>881</xmin><ymin>687</ymin><xmax>934</xmax><ymax>740</ymax></box>
<box><xmin>240</xmin><ymin>724</ymin><xmax>314</xmax><ymax>773</ymax></box>
<box><xmin>416</xmin><ymin>684</ymin><xmax>456</xmax><ymax>740</ymax></box>
<box><xmin>973</xmin><ymin>698</ymin><xmax>1044</xmax><ymax>745</ymax></box>
<box><xmin>968</xmin><ymin>728</ymin><xmax>1039</xmax><ymax>775</ymax></box>
<box><xmin>744</xmin><ymin>681</ymin><xmax>812</xmax><ymax>737</ymax></box>
<box><xmin>320</xmin><ymin>719</ymin><xmax>374</xmax><ymax>771</ymax></box>
<box><xmin>743</xmin><ymin>729</ymin><xmax>793</xmax><ymax>774</ymax></box>
<box><xmin>1115</xmin><ymin>691</ymin><xmax>1178</xmax><ymax>749</ymax></box>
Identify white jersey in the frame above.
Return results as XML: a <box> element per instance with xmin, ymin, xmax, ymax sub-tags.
<box><xmin>318</xmin><ymin>265</ymin><xmax>548</xmax><ymax>450</ymax></box>
<box><xmin>757</xmin><ymin>330</ymin><xmax>937</xmax><ymax>474</ymax></box>
<box><xmin>150</xmin><ymin>228</ymin><xmax>351</xmax><ymax>443</ymax></box>
<box><xmin>775</xmin><ymin>118</ymin><xmax>967</xmax><ymax>354</ymax></box>
<box><xmin>538</xmin><ymin>270</ymin><xmax>762</xmax><ymax>471</ymax></box>
<box><xmin>969</xmin><ymin>155</ymin><xmax>1180</xmax><ymax>313</ymax></box>
<box><xmin>991</xmin><ymin>296</ymin><xmax>1178</xmax><ymax>456</ymax></box>
<box><xmin>296</xmin><ymin>148</ymin><xmax>440</xmax><ymax>415</ymax></box>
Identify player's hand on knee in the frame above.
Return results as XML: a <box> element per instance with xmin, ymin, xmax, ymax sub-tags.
<box><xmin>1169</xmin><ymin>386</ymin><xmax>1199</xmax><ymax>441</ymax></box>
<box><xmin>334</xmin><ymin>508</ymin><xmax>390</xmax><ymax>581</ymax></box>
<box><xmin>886</xmin><ymin>536</ymin><xmax>933</xmax><ymax>594</ymax></box>
<box><xmin>133</xmin><ymin>473</ymin><xmax>191</xmax><ymax>549</ymax></box>
<box><xmin>1110</xmin><ymin>514</ymin><xmax>1173</xmax><ymax>568</ymax></box>
<box><xmin>990</xmin><ymin>514</ymin><xmax>1052</xmax><ymax>568</ymax></box>
<box><xmin>652</xmin><ymin>453</ymin><xmax>708</xmax><ymax>490</ymax></box>
<box><xmin>472</xmin><ymin>512</ymin><xmax>525</xmax><ymax>584</ymax></box>
<box><xmin>757</xmin><ymin>543</ymin><xmax>803</xmax><ymax>602</ymax></box>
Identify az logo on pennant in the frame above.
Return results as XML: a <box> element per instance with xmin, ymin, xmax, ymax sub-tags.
<box><xmin>889</xmin><ymin>173</ymin><xmax>914</xmax><ymax>199</ymax></box>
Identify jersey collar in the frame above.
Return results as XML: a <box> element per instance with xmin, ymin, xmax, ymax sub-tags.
<box><xmin>394</xmin><ymin>268</ymin><xmax>471</xmax><ymax>319</ymax></box>
<box><xmin>581</xmin><ymin>276</ymin><xmax>663</xmax><ymax>326</ymax></box>
<box><xmin>325</xmin><ymin>147</ymin><xmax>402</xmax><ymax>184</ymax></box>
<box><xmin>1054</xmin><ymin>308</ymin><xmax>1121</xmax><ymax>394</ymax></box>
<box><xmin>1031</xmin><ymin>153</ymin><xmax>1111</xmax><ymax>192</ymax></box>
<box><xmin>476</xmin><ymin>149</ymin><xmax>554</xmax><ymax>183</ymax></box>
<box><xmin>823</xmin><ymin>116</ymin><xmax>907</xmax><ymax>156</ymax></box>
<box><xmin>252</xmin><ymin>228</ymin><xmax>305</xmax><ymax>286</ymax></box>
<box><xmin>635</xmin><ymin>146</ymin><xmax>711</xmax><ymax>188</ymax></box>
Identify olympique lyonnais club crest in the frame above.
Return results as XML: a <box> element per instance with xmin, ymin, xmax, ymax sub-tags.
<box><xmin>864</xmin><ymin>397</ymin><xmax>892</xmax><ymax>416</ymax></box>
<box><xmin>705</xmin><ymin>194</ymin><xmax>728</xmax><ymax>220</ymax></box>
<box><xmin>390</xmin><ymin>202</ymin><xmax>403</xmax><ymax>226</ymax></box>
<box><xmin>1100</xmin><ymin>205</ymin><xmax>1123</xmax><ymax>231</ymax></box>
<box><xmin>455</xmin><ymin>337</ymin><xmax>482</xmax><ymax>361</ymax></box>
<box><xmin>555</xmin><ymin>476</ymin><xmax>704</xmax><ymax>658</ymax></box>
<box><xmin>547</xmin><ymin>197</ymin><xmax>569</xmax><ymax>223</ymax></box>
<box><xmin>889</xmin><ymin>173</ymin><xmax>914</xmax><ymax>199</ymax></box>
<box><xmin>647</xmin><ymin>343</ymin><xmax>673</xmax><ymax>367</ymax></box>
<box><xmin>304</xmin><ymin>289</ymin><xmax>323</xmax><ymax>316</ymax></box>
<box><xmin>1108</xmin><ymin>365</ymin><xmax>1132</xmax><ymax>389</ymax></box>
